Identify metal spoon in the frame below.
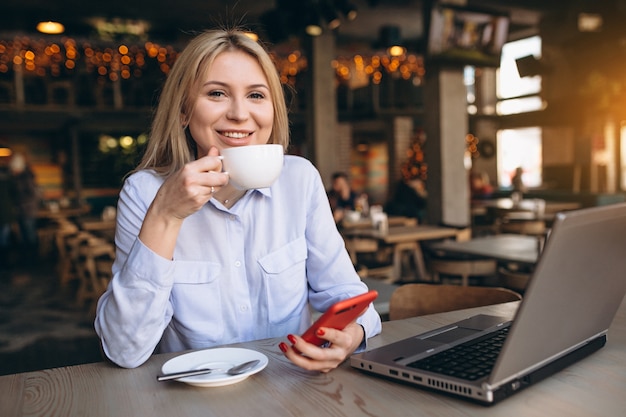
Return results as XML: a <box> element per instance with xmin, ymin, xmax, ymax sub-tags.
<box><xmin>157</xmin><ymin>359</ymin><xmax>260</xmax><ymax>381</ymax></box>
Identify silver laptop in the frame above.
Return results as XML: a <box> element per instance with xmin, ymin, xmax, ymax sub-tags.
<box><xmin>351</xmin><ymin>202</ymin><xmax>626</xmax><ymax>405</ymax></box>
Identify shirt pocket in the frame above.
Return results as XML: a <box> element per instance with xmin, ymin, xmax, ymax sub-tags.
<box><xmin>170</xmin><ymin>261</ymin><xmax>224</xmax><ymax>345</ymax></box>
<box><xmin>258</xmin><ymin>236</ymin><xmax>308</xmax><ymax>326</ymax></box>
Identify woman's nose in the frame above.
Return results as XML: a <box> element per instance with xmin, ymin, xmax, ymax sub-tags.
<box><xmin>226</xmin><ymin>98</ymin><xmax>248</xmax><ymax>121</ymax></box>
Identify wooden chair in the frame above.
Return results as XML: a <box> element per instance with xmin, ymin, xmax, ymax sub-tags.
<box><xmin>54</xmin><ymin>220</ymin><xmax>81</xmax><ymax>286</ymax></box>
<box><xmin>388</xmin><ymin>283</ymin><xmax>522</xmax><ymax>320</ymax></box>
<box><xmin>497</xmin><ymin>266</ymin><xmax>531</xmax><ymax>294</ymax></box>
<box><xmin>78</xmin><ymin>241</ymin><xmax>115</xmax><ymax>316</ymax></box>
<box><xmin>428</xmin><ymin>257</ymin><xmax>498</xmax><ymax>286</ymax></box>
<box><xmin>425</xmin><ymin>228</ymin><xmax>497</xmax><ymax>286</ymax></box>
<box><xmin>345</xmin><ymin>237</ymin><xmax>395</xmax><ymax>282</ymax></box>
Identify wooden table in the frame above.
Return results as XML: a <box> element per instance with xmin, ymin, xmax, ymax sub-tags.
<box><xmin>79</xmin><ymin>218</ymin><xmax>116</xmax><ymax>232</ymax></box>
<box><xmin>471</xmin><ymin>198</ymin><xmax>581</xmax><ymax>214</ymax></box>
<box><xmin>472</xmin><ymin>198</ymin><xmax>581</xmax><ymax>231</ymax></box>
<box><xmin>428</xmin><ymin>234</ymin><xmax>541</xmax><ymax>266</ymax></box>
<box><xmin>343</xmin><ymin>225</ymin><xmax>461</xmax><ymax>282</ymax></box>
<box><xmin>36</xmin><ymin>205</ymin><xmax>91</xmax><ymax>220</ymax></box>
<box><xmin>3</xmin><ymin>298</ymin><xmax>625</xmax><ymax>417</ymax></box>
<box><xmin>340</xmin><ymin>215</ymin><xmax>416</xmax><ymax>230</ymax></box>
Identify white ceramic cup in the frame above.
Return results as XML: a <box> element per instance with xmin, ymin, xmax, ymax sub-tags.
<box><xmin>220</xmin><ymin>144</ymin><xmax>284</xmax><ymax>190</ymax></box>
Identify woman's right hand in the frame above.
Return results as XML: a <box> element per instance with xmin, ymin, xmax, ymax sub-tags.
<box><xmin>138</xmin><ymin>147</ymin><xmax>229</xmax><ymax>259</ymax></box>
<box><xmin>153</xmin><ymin>147</ymin><xmax>228</xmax><ymax>220</ymax></box>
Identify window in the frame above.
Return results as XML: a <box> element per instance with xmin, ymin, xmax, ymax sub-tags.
<box><xmin>497</xmin><ymin>127</ymin><xmax>542</xmax><ymax>188</ymax></box>
<box><xmin>495</xmin><ymin>36</ymin><xmax>544</xmax><ymax>188</ymax></box>
<box><xmin>497</xmin><ymin>35</ymin><xmax>544</xmax><ymax>115</ymax></box>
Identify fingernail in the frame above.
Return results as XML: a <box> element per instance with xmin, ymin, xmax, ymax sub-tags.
<box><xmin>287</xmin><ymin>334</ymin><xmax>297</xmax><ymax>344</ymax></box>
<box><xmin>316</xmin><ymin>328</ymin><xmax>325</xmax><ymax>336</ymax></box>
<box><xmin>279</xmin><ymin>342</ymin><xmax>288</xmax><ymax>353</ymax></box>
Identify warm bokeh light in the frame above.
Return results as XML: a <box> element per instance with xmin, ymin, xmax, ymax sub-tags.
<box><xmin>333</xmin><ymin>52</ymin><xmax>424</xmax><ymax>86</ymax></box>
<box><xmin>0</xmin><ymin>33</ymin><xmax>423</xmax><ymax>91</ymax></box>
<box><xmin>36</xmin><ymin>21</ymin><xmax>65</xmax><ymax>35</ymax></box>
<box><xmin>387</xmin><ymin>45</ymin><xmax>406</xmax><ymax>57</ymax></box>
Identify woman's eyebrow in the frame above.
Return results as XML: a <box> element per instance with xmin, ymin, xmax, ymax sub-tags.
<box><xmin>202</xmin><ymin>80</ymin><xmax>269</xmax><ymax>90</ymax></box>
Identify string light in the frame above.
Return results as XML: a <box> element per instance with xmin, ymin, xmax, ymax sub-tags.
<box><xmin>0</xmin><ymin>36</ymin><xmax>178</xmax><ymax>80</ymax></box>
<box><xmin>0</xmin><ymin>34</ymin><xmax>425</xmax><ymax>90</ymax></box>
<box><xmin>333</xmin><ymin>52</ymin><xmax>425</xmax><ymax>85</ymax></box>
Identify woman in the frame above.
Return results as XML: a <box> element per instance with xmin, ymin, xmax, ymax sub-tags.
<box><xmin>94</xmin><ymin>28</ymin><xmax>381</xmax><ymax>372</ymax></box>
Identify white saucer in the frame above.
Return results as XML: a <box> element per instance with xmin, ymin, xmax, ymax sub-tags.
<box><xmin>160</xmin><ymin>347</ymin><xmax>268</xmax><ymax>387</ymax></box>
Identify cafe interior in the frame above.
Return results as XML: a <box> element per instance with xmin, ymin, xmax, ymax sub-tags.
<box><xmin>1</xmin><ymin>0</ymin><xmax>625</xmax><ymax>386</ymax></box>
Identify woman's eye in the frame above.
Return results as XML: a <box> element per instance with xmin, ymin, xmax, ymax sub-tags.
<box><xmin>208</xmin><ymin>90</ymin><xmax>225</xmax><ymax>98</ymax></box>
<box><xmin>249</xmin><ymin>92</ymin><xmax>265</xmax><ymax>100</ymax></box>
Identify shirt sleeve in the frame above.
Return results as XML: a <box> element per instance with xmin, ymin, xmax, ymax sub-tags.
<box><xmin>94</xmin><ymin>172</ymin><xmax>176</xmax><ymax>368</ymax></box>
<box><xmin>300</xmin><ymin>162</ymin><xmax>382</xmax><ymax>345</ymax></box>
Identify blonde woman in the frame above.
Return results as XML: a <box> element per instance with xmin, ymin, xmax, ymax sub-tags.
<box><xmin>94</xmin><ymin>28</ymin><xmax>381</xmax><ymax>372</ymax></box>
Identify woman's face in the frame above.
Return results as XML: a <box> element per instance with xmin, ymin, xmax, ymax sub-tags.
<box><xmin>188</xmin><ymin>50</ymin><xmax>274</xmax><ymax>156</ymax></box>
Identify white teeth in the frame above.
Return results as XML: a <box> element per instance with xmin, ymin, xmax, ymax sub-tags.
<box><xmin>222</xmin><ymin>132</ymin><xmax>249</xmax><ymax>139</ymax></box>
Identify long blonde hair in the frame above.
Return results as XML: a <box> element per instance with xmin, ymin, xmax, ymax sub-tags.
<box><xmin>136</xmin><ymin>28</ymin><xmax>290</xmax><ymax>177</ymax></box>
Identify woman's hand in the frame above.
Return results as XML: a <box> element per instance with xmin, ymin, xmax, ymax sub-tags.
<box><xmin>152</xmin><ymin>146</ymin><xmax>228</xmax><ymax>219</ymax></box>
<box><xmin>139</xmin><ymin>146</ymin><xmax>229</xmax><ymax>259</ymax></box>
<box><xmin>279</xmin><ymin>322</ymin><xmax>365</xmax><ymax>373</ymax></box>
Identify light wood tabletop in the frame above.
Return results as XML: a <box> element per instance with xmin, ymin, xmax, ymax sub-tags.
<box><xmin>3</xmin><ymin>297</ymin><xmax>624</xmax><ymax>417</ymax></box>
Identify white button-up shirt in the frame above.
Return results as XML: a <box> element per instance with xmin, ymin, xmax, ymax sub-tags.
<box><xmin>95</xmin><ymin>155</ymin><xmax>382</xmax><ymax>368</ymax></box>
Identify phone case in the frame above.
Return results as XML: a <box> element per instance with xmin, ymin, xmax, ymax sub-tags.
<box><xmin>301</xmin><ymin>290</ymin><xmax>378</xmax><ymax>346</ymax></box>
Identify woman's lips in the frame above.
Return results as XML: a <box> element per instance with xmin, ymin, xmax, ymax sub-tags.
<box><xmin>219</xmin><ymin>131</ymin><xmax>253</xmax><ymax>146</ymax></box>
<box><xmin>221</xmin><ymin>131</ymin><xmax>251</xmax><ymax>139</ymax></box>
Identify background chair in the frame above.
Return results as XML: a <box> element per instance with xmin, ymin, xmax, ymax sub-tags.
<box><xmin>428</xmin><ymin>257</ymin><xmax>497</xmax><ymax>286</ymax></box>
<box><xmin>346</xmin><ymin>237</ymin><xmax>395</xmax><ymax>282</ymax></box>
<box><xmin>424</xmin><ymin>228</ymin><xmax>497</xmax><ymax>286</ymax></box>
<box><xmin>388</xmin><ymin>283</ymin><xmax>522</xmax><ymax>320</ymax></box>
<box><xmin>497</xmin><ymin>266</ymin><xmax>532</xmax><ymax>294</ymax></box>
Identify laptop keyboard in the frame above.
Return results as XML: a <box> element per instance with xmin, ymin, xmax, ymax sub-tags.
<box><xmin>406</xmin><ymin>326</ymin><xmax>510</xmax><ymax>381</ymax></box>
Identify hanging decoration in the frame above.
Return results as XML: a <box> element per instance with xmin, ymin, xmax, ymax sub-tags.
<box><xmin>400</xmin><ymin>129</ymin><xmax>427</xmax><ymax>181</ymax></box>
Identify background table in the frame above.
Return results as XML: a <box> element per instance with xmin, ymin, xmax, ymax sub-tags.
<box><xmin>471</xmin><ymin>198</ymin><xmax>581</xmax><ymax>214</ymax></box>
<box><xmin>428</xmin><ymin>234</ymin><xmax>541</xmax><ymax>266</ymax></box>
<box><xmin>3</xmin><ymin>297</ymin><xmax>624</xmax><ymax>417</ymax></box>
<box><xmin>344</xmin><ymin>225</ymin><xmax>461</xmax><ymax>282</ymax></box>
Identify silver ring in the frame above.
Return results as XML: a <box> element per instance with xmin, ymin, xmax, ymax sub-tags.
<box><xmin>210</xmin><ymin>186</ymin><xmax>215</xmax><ymax>194</ymax></box>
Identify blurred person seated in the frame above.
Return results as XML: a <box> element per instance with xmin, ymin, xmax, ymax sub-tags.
<box><xmin>327</xmin><ymin>172</ymin><xmax>367</xmax><ymax>224</ymax></box>
<box><xmin>385</xmin><ymin>177</ymin><xmax>427</xmax><ymax>223</ymax></box>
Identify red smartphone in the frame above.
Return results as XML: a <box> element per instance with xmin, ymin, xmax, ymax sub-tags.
<box><xmin>301</xmin><ymin>290</ymin><xmax>378</xmax><ymax>346</ymax></box>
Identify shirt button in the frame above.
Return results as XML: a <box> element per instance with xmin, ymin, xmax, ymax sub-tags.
<box><xmin>234</xmin><ymin>261</ymin><xmax>242</xmax><ymax>267</ymax></box>
<box><xmin>229</xmin><ymin>215</ymin><xmax>236</xmax><ymax>221</ymax></box>
<box><xmin>240</xmin><ymin>305</ymin><xmax>248</xmax><ymax>311</ymax></box>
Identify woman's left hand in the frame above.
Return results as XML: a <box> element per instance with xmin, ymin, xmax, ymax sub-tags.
<box><xmin>279</xmin><ymin>322</ymin><xmax>364</xmax><ymax>373</ymax></box>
